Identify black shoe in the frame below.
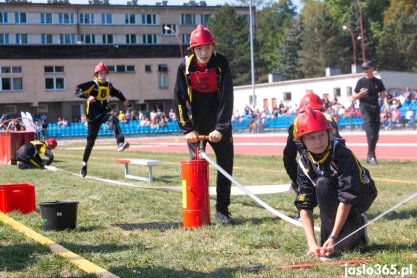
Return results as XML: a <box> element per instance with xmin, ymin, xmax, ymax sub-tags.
<box><xmin>366</xmin><ymin>157</ymin><xmax>378</xmax><ymax>165</ymax></box>
<box><xmin>215</xmin><ymin>211</ymin><xmax>232</xmax><ymax>224</ymax></box>
<box><xmin>117</xmin><ymin>142</ymin><xmax>130</xmax><ymax>152</ymax></box>
<box><xmin>80</xmin><ymin>165</ymin><xmax>87</xmax><ymax>177</ymax></box>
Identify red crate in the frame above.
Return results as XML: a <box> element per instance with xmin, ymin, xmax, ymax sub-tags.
<box><xmin>0</xmin><ymin>183</ymin><xmax>36</xmax><ymax>214</ymax></box>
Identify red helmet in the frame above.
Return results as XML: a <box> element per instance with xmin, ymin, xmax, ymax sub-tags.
<box><xmin>45</xmin><ymin>138</ymin><xmax>58</xmax><ymax>150</ymax></box>
<box><xmin>188</xmin><ymin>24</ymin><xmax>215</xmax><ymax>50</ymax></box>
<box><xmin>94</xmin><ymin>62</ymin><xmax>108</xmax><ymax>75</ymax></box>
<box><xmin>299</xmin><ymin>92</ymin><xmax>324</xmax><ymax>113</ymax></box>
<box><xmin>295</xmin><ymin>108</ymin><xmax>329</xmax><ymax>140</ymax></box>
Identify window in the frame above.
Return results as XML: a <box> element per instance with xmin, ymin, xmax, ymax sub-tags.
<box><xmin>0</xmin><ymin>34</ymin><xmax>9</xmax><ymax>45</ymax></box>
<box><xmin>1</xmin><ymin>78</ymin><xmax>23</xmax><ymax>91</ymax></box>
<box><xmin>158</xmin><ymin>75</ymin><xmax>168</xmax><ymax>89</ymax></box>
<box><xmin>1</xmin><ymin>66</ymin><xmax>22</xmax><ymax>74</ymax></box>
<box><xmin>0</xmin><ymin>12</ymin><xmax>8</xmax><ymax>23</ymax></box>
<box><xmin>145</xmin><ymin>65</ymin><xmax>152</xmax><ymax>73</ymax></box>
<box><xmin>45</xmin><ymin>77</ymin><xmax>65</xmax><ymax>90</ymax></box>
<box><xmin>41</xmin><ymin>34</ymin><xmax>53</xmax><ymax>44</ymax></box>
<box><xmin>80</xmin><ymin>34</ymin><xmax>96</xmax><ymax>44</ymax></box>
<box><xmin>125</xmin><ymin>14</ymin><xmax>136</xmax><ymax>24</ymax></box>
<box><xmin>142</xmin><ymin>34</ymin><xmax>157</xmax><ymax>44</ymax></box>
<box><xmin>346</xmin><ymin>86</ymin><xmax>352</xmax><ymax>97</ymax></box>
<box><xmin>80</xmin><ymin>13</ymin><xmax>95</xmax><ymax>24</ymax></box>
<box><xmin>59</xmin><ymin>13</ymin><xmax>75</xmax><ymax>24</ymax></box>
<box><xmin>181</xmin><ymin>14</ymin><xmax>195</xmax><ymax>25</ymax></box>
<box><xmin>15</xmin><ymin>34</ymin><xmax>28</xmax><ymax>44</ymax></box>
<box><xmin>333</xmin><ymin>87</ymin><xmax>341</xmax><ymax>97</ymax></box>
<box><xmin>101</xmin><ymin>13</ymin><xmax>112</xmax><ymax>24</ymax></box>
<box><xmin>158</xmin><ymin>64</ymin><xmax>168</xmax><ymax>72</ymax></box>
<box><xmin>181</xmin><ymin>34</ymin><xmax>189</xmax><ymax>44</ymax></box>
<box><xmin>283</xmin><ymin>92</ymin><xmax>292</xmax><ymax>102</ymax></box>
<box><xmin>126</xmin><ymin>34</ymin><xmax>137</xmax><ymax>44</ymax></box>
<box><xmin>44</xmin><ymin>66</ymin><xmax>64</xmax><ymax>73</ymax></box>
<box><xmin>162</xmin><ymin>24</ymin><xmax>177</xmax><ymax>35</ymax></box>
<box><xmin>15</xmin><ymin>12</ymin><xmax>27</xmax><ymax>24</ymax></box>
<box><xmin>44</xmin><ymin>66</ymin><xmax>65</xmax><ymax>90</ymax></box>
<box><xmin>41</xmin><ymin>13</ymin><xmax>52</xmax><ymax>24</ymax></box>
<box><xmin>37</xmin><ymin>104</ymin><xmax>48</xmax><ymax>113</ymax></box>
<box><xmin>141</xmin><ymin>14</ymin><xmax>157</xmax><ymax>25</ymax></box>
<box><xmin>201</xmin><ymin>14</ymin><xmax>211</xmax><ymax>25</ymax></box>
<box><xmin>59</xmin><ymin>34</ymin><xmax>76</xmax><ymax>44</ymax></box>
<box><xmin>108</xmin><ymin>65</ymin><xmax>136</xmax><ymax>73</ymax></box>
<box><xmin>102</xmin><ymin>34</ymin><xmax>114</xmax><ymax>44</ymax></box>
<box><xmin>5</xmin><ymin>105</ymin><xmax>17</xmax><ymax>114</ymax></box>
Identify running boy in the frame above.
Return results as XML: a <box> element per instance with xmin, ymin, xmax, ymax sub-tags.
<box><xmin>75</xmin><ymin>62</ymin><xmax>129</xmax><ymax>177</ymax></box>
<box><xmin>294</xmin><ymin>109</ymin><xmax>377</xmax><ymax>257</ymax></box>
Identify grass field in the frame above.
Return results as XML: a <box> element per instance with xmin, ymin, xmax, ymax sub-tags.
<box><xmin>0</xmin><ymin>138</ymin><xmax>416</xmax><ymax>277</ymax></box>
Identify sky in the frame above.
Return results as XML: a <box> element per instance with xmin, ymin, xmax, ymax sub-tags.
<box><xmin>31</xmin><ymin>0</ymin><xmax>303</xmax><ymax>11</ymax></box>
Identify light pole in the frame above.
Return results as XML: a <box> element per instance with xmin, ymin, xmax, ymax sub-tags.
<box><xmin>357</xmin><ymin>0</ymin><xmax>366</xmax><ymax>63</ymax></box>
<box><xmin>343</xmin><ymin>26</ymin><xmax>356</xmax><ymax>66</ymax></box>
<box><xmin>164</xmin><ymin>26</ymin><xmax>184</xmax><ymax>58</ymax></box>
<box><xmin>249</xmin><ymin>0</ymin><xmax>256</xmax><ymax>107</ymax></box>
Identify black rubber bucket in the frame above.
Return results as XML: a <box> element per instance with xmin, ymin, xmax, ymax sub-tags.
<box><xmin>39</xmin><ymin>201</ymin><xmax>79</xmax><ymax>231</ymax></box>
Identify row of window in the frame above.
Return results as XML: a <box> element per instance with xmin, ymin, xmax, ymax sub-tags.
<box><xmin>0</xmin><ymin>11</ymin><xmax>211</xmax><ymax>26</ymax></box>
<box><xmin>0</xmin><ymin>32</ymin><xmax>189</xmax><ymax>45</ymax></box>
<box><xmin>0</xmin><ymin>64</ymin><xmax>169</xmax><ymax>92</ymax></box>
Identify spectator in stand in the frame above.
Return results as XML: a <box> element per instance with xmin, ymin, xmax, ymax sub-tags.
<box><xmin>168</xmin><ymin>108</ymin><xmax>176</xmax><ymax>121</ymax></box>
<box><xmin>322</xmin><ymin>95</ymin><xmax>331</xmax><ymax>109</ymax></box>
<box><xmin>117</xmin><ymin>111</ymin><xmax>125</xmax><ymax>122</ymax></box>
<box><xmin>124</xmin><ymin>110</ymin><xmax>131</xmax><ymax>122</ymax></box>
<box><xmin>403</xmin><ymin>87</ymin><xmax>413</xmax><ymax>104</ymax></box>
<box><xmin>380</xmin><ymin>108</ymin><xmax>392</xmax><ymax>130</ymax></box>
<box><xmin>41</xmin><ymin>120</ymin><xmax>48</xmax><ymax>139</ymax></box>
<box><xmin>412</xmin><ymin>90</ymin><xmax>417</xmax><ymax>103</ymax></box>
<box><xmin>139</xmin><ymin>116</ymin><xmax>150</xmax><ymax>127</ymax></box>
<box><xmin>61</xmin><ymin>118</ymin><xmax>69</xmax><ymax>127</ymax></box>
<box><xmin>390</xmin><ymin>108</ymin><xmax>401</xmax><ymax>129</ymax></box>
<box><xmin>404</xmin><ymin>107</ymin><xmax>415</xmax><ymax>129</ymax></box>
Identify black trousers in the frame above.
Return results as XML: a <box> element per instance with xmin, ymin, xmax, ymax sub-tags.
<box><xmin>187</xmin><ymin>131</ymin><xmax>234</xmax><ymax>213</ymax></box>
<box><xmin>316</xmin><ymin>177</ymin><xmax>377</xmax><ymax>251</ymax></box>
<box><xmin>360</xmin><ymin>105</ymin><xmax>380</xmax><ymax>158</ymax></box>
<box><xmin>83</xmin><ymin>113</ymin><xmax>125</xmax><ymax>163</ymax></box>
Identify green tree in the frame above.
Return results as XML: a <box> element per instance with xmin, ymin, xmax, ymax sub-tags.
<box><xmin>208</xmin><ymin>5</ymin><xmax>251</xmax><ymax>85</ymax></box>
<box><xmin>256</xmin><ymin>0</ymin><xmax>298</xmax><ymax>81</ymax></box>
<box><xmin>378</xmin><ymin>1</ymin><xmax>417</xmax><ymax>71</ymax></box>
<box><xmin>298</xmin><ymin>1</ymin><xmax>344</xmax><ymax>78</ymax></box>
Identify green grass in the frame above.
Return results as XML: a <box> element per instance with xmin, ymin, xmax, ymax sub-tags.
<box><xmin>0</xmin><ymin>139</ymin><xmax>416</xmax><ymax>277</ymax></box>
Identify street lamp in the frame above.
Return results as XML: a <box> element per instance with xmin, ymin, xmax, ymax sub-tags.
<box><xmin>164</xmin><ymin>26</ymin><xmax>184</xmax><ymax>58</ymax></box>
<box><xmin>343</xmin><ymin>25</ymin><xmax>357</xmax><ymax>66</ymax></box>
<box><xmin>249</xmin><ymin>0</ymin><xmax>256</xmax><ymax>107</ymax></box>
<box><xmin>357</xmin><ymin>0</ymin><xmax>366</xmax><ymax>63</ymax></box>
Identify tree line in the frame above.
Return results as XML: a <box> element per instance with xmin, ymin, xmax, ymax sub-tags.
<box><xmin>206</xmin><ymin>0</ymin><xmax>417</xmax><ymax>86</ymax></box>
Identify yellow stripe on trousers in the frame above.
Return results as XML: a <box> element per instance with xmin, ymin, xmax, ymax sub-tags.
<box><xmin>0</xmin><ymin>211</ymin><xmax>118</xmax><ymax>278</ymax></box>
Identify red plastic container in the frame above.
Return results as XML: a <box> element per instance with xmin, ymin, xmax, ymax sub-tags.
<box><xmin>181</xmin><ymin>159</ymin><xmax>210</xmax><ymax>228</ymax></box>
<box><xmin>0</xmin><ymin>131</ymin><xmax>35</xmax><ymax>165</ymax></box>
<box><xmin>0</xmin><ymin>183</ymin><xmax>36</xmax><ymax>214</ymax></box>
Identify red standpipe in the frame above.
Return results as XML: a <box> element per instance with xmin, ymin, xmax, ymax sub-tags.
<box><xmin>181</xmin><ymin>146</ymin><xmax>210</xmax><ymax>228</ymax></box>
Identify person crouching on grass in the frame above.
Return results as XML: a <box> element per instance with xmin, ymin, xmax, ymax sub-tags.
<box><xmin>294</xmin><ymin>108</ymin><xmax>377</xmax><ymax>257</ymax></box>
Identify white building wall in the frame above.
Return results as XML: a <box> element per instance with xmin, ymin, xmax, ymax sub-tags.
<box><xmin>234</xmin><ymin>71</ymin><xmax>417</xmax><ymax>113</ymax></box>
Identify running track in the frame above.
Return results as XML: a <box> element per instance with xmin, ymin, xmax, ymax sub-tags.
<box><xmin>118</xmin><ymin>130</ymin><xmax>417</xmax><ymax>161</ymax></box>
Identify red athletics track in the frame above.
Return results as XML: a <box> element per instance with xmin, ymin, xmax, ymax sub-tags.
<box><xmin>118</xmin><ymin>130</ymin><xmax>417</xmax><ymax>161</ymax></box>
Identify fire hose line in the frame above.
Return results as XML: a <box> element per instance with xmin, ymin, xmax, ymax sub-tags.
<box><xmin>200</xmin><ymin>152</ymin><xmax>320</xmax><ymax>232</ymax></box>
<box><xmin>332</xmin><ymin>190</ymin><xmax>417</xmax><ymax>249</ymax></box>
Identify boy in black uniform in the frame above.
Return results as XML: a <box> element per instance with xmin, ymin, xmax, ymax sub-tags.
<box><xmin>283</xmin><ymin>91</ymin><xmax>344</xmax><ymax>192</ymax></box>
<box><xmin>353</xmin><ymin>61</ymin><xmax>389</xmax><ymax>165</ymax></box>
<box><xmin>173</xmin><ymin>25</ymin><xmax>234</xmax><ymax>223</ymax></box>
<box><xmin>16</xmin><ymin>139</ymin><xmax>57</xmax><ymax>169</ymax></box>
<box><xmin>294</xmin><ymin>109</ymin><xmax>377</xmax><ymax>257</ymax></box>
<box><xmin>75</xmin><ymin>62</ymin><xmax>129</xmax><ymax>177</ymax></box>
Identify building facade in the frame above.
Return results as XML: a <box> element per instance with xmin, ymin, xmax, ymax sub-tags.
<box><xmin>0</xmin><ymin>1</ymin><xmax>249</xmax><ymax>122</ymax></box>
